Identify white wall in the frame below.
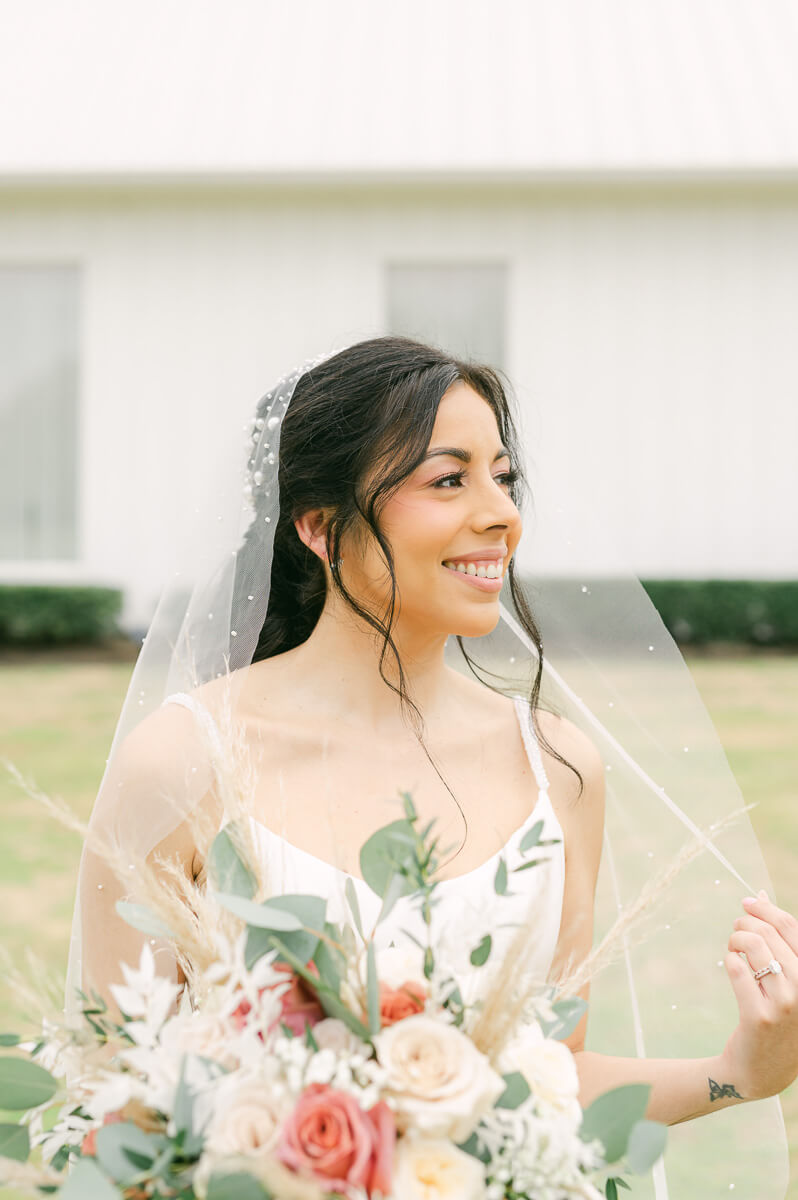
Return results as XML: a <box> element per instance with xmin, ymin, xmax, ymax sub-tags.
<box><xmin>0</xmin><ymin>182</ymin><xmax>795</xmax><ymax>629</ymax></box>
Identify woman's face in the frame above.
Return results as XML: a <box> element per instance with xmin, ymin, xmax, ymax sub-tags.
<box><xmin>345</xmin><ymin>380</ymin><xmax>523</xmax><ymax>641</ymax></box>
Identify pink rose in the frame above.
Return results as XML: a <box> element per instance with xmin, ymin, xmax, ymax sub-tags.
<box><xmin>230</xmin><ymin>961</ymin><xmax>324</xmax><ymax>1038</ymax></box>
<box><xmin>278</xmin><ymin>1083</ymin><xmax>395</xmax><ymax>1196</ymax></box>
<box><xmin>379</xmin><ymin>979</ymin><xmax>426</xmax><ymax>1027</ymax></box>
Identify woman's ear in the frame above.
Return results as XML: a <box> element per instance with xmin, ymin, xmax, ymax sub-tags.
<box><xmin>294</xmin><ymin>509</ymin><xmax>332</xmax><ymax>563</ymax></box>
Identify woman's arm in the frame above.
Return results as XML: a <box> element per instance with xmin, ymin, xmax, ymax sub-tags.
<box><xmin>545</xmin><ymin>714</ymin><xmax>798</xmax><ymax>1126</ymax></box>
<box><xmin>77</xmin><ymin>703</ymin><xmax>213</xmax><ymax>1024</ymax></box>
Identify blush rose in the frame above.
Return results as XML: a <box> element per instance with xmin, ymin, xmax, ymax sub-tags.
<box><xmin>278</xmin><ymin>1082</ymin><xmax>394</xmax><ymax>1195</ymax></box>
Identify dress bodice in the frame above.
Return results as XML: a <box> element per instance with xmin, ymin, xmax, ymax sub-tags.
<box><xmin>162</xmin><ymin>690</ymin><xmax>565</xmax><ymax>1000</ymax></box>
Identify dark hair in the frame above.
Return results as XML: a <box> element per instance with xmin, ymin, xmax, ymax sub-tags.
<box><xmin>246</xmin><ymin>335</ymin><xmax>583</xmax><ymax>824</ymax></box>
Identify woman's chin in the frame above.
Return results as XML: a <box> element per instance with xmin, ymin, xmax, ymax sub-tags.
<box><xmin>449</xmin><ymin>605</ymin><xmax>502</xmax><ymax>640</ymax></box>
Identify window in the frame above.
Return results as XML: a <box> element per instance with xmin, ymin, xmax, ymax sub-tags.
<box><xmin>0</xmin><ymin>266</ymin><xmax>79</xmax><ymax>559</ymax></box>
<box><xmin>385</xmin><ymin>263</ymin><xmax>507</xmax><ymax>367</ymax></box>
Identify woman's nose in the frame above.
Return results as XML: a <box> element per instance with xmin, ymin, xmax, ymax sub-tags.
<box><xmin>471</xmin><ymin>475</ymin><xmax>520</xmax><ymax>530</ymax></box>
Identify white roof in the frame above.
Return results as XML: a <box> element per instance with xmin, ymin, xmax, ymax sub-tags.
<box><xmin>3</xmin><ymin>0</ymin><xmax>798</xmax><ymax>179</ymax></box>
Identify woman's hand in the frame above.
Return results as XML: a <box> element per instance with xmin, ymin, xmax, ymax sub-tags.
<box><xmin>719</xmin><ymin>891</ymin><xmax>798</xmax><ymax>1100</ymax></box>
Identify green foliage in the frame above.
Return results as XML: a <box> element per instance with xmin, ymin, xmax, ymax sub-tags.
<box><xmin>539</xmin><ymin>995</ymin><xmax>588</xmax><ymax>1041</ymax></box>
<box><xmin>95</xmin><ymin>1122</ymin><xmax>171</xmax><ymax>1186</ymax></box>
<box><xmin>359</xmin><ymin>818</ymin><xmax>419</xmax><ymax>900</ymax></box>
<box><xmin>206</xmin><ymin>1173</ymin><xmax>271</xmax><ymax>1200</ymax></box>
<box><xmin>495</xmin><ymin>1071</ymin><xmax>532</xmax><ymax>1109</ymax></box>
<box><xmin>366</xmin><ymin>940</ymin><xmax>380</xmax><ymax>1034</ymax></box>
<box><xmin>244</xmin><ymin>894</ymin><xmax>327</xmax><ymax>968</ymax></box>
<box><xmin>626</xmin><ymin>1118</ymin><xmax>668</xmax><ymax>1173</ymax></box>
<box><xmin>469</xmin><ymin>934</ymin><xmax>492</xmax><ymax>966</ymax></box>
<box><xmin>640</xmin><ymin>578</ymin><xmax>798</xmax><ymax>647</ymax></box>
<box><xmin>115</xmin><ymin>900</ymin><xmax>177</xmax><ymax>940</ymax></box>
<box><xmin>494</xmin><ymin>857</ymin><xmax>508</xmax><ymax>895</ymax></box>
<box><xmin>59</xmin><ymin>1158</ymin><xmax>122</xmax><ymax>1199</ymax></box>
<box><xmin>214</xmin><ymin>894</ymin><xmax>304</xmax><ymax>930</ymax></box>
<box><xmin>0</xmin><ymin>585</ymin><xmax>123</xmax><ymax>645</ymax></box>
<box><xmin>0</xmin><ymin>1121</ymin><xmax>29</xmax><ymax>1161</ymax></box>
<box><xmin>0</xmin><ymin>1056</ymin><xmax>57</xmax><ymax>1109</ymax></box>
<box><xmin>207</xmin><ymin>824</ymin><xmax>258</xmax><ymax>899</ymax></box>
<box><xmin>580</xmin><ymin>1084</ymin><xmax>662</xmax><ymax>1167</ymax></box>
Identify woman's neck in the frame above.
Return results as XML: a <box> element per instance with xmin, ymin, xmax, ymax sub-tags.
<box><xmin>286</xmin><ymin>594</ymin><xmax>453</xmax><ymax>733</ymax></box>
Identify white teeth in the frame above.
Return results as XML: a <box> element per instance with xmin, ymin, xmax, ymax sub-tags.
<box><xmin>442</xmin><ymin>558</ymin><xmax>504</xmax><ymax>578</ymax></box>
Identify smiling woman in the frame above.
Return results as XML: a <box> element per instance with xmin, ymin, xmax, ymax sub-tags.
<box><xmin>68</xmin><ymin>335</ymin><xmax>793</xmax><ymax>1197</ymax></box>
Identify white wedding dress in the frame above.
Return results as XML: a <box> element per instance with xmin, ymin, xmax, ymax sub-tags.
<box><xmin>162</xmin><ymin>692</ymin><xmax>565</xmax><ymax>1002</ymax></box>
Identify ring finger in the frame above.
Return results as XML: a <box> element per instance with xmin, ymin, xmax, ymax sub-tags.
<box><xmin>728</xmin><ymin>930</ymin><xmax>790</xmax><ymax>998</ymax></box>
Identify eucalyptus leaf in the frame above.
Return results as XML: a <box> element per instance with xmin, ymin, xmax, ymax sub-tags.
<box><xmin>495</xmin><ymin>1071</ymin><xmax>531</xmax><ymax>1109</ymax></box>
<box><xmin>114</xmin><ymin>901</ymin><xmax>176</xmax><ymax>940</ymax></box>
<box><xmin>345</xmin><ymin>877</ymin><xmax>364</xmax><ymax>939</ymax></box>
<box><xmin>0</xmin><ymin>1057</ymin><xmax>57</xmax><ymax>1109</ymax></box>
<box><xmin>245</xmin><ymin>894</ymin><xmax>326</xmax><ymax>968</ymax></box>
<box><xmin>366</xmin><ymin>941</ymin><xmax>380</xmax><ymax>1035</ymax></box>
<box><xmin>207</xmin><ymin>824</ymin><xmax>258</xmax><ymax>899</ymax></box>
<box><xmin>456</xmin><ymin>1131</ymin><xmax>491</xmax><ymax>1164</ymax></box>
<box><xmin>401</xmin><ymin>791</ymin><xmax>418</xmax><ymax>822</ymax></box>
<box><xmin>469</xmin><ymin>934</ymin><xmax>492</xmax><ymax>967</ymax></box>
<box><xmin>214</xmin><ymin>892</ymin><xmax>304</xmax><ymax>930</ymax></box>
<box><xmin>519</xmin><ymin>819</ymin><xmax>544</xmax><ymax>853</ymax></box>
<box><xmin>605</xmin><ymin>1179</ymin><xmax>618</xmax><ymax>1200</ymax></box>
<box><xmin>625</xmin><ymin>1118</ymin><xmax>667</xmax><ymax>1174</ymax></box>
<box><xmin>95</xmin><ymin>1122</ymin><xmax>165</xmax><ymax>1185</ymax></box>
<box><xmin>539</xmin><ymin>996</ymin><xmax>588</xmax><ymax>1041</ymax></box>
<box><xmin>59</xmin><ymin>1158</ymin><xmax>122</xmax><ymax>1200</ymax></box>
<box><xmin>206</xmin><ymin>1172</ymin><xmax>270</xmax><ymax>1200</ymax></box>
<box><xmin>377</xmin><ymin>870</ymin><xmax>409</xmax><ymax>926</ymax></box>
<box><xmin>0</xmin><ymin>1034</ymin><xmax>19</xmax><ymax>1047</ymax></box>
<box><xmin>494</xmin><ymin>857</ymin><xmax>508</xmax><ymax>895</ymax></box>
<box><xmin>313</xmin><ymin>922</ymin><xmax>346</xmax><ymax>992</ymax></box>
<box><xmin>580</xmin><ymin>1083</ymin><xmax>651</xmax><ymax>1164</ymax></box>
<box><xmin>512</xmin><ymin>857</ymin><xmax>546</xmax><ymax>873</ymax></box>
<box><xmin>359</xmin><ymin>819</ymin><xmax>419</xmax><ymax>900</ymax></box>
<box><xmin>172</xmin><ymin>1061</ymin><xmax>203</xmax><ymax>1157</ymax></box>
<box><xmin>0</xmin><ymin>1122</ymin><xmax>29</xmax><ymax>1162</ymax></box>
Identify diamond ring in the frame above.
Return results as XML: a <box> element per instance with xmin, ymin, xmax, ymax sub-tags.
<box><xmin>753</xmin><ymin>958</ymin><xmax>783</xmax><ymax>980</ymax></box>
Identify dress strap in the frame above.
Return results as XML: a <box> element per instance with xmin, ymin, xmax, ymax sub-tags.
<box><xmin>512</xmin><ymin>694</ymin><xmax>551</xmax><ymax>794</ymax></box>
<box><xmin>161</xmin><ymin>692</ymin><xmax>227</xmax><ymax>775</ymax></box>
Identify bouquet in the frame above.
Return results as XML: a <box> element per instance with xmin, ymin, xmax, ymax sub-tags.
<box><xmin>0</xmin><ymin>788</ymin><xmax>667</xmax><ymax>1200</ymax></box>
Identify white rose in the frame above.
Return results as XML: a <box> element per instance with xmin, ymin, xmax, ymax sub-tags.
<box><xmin>393</xmin><ymin>1135</ymin><xmax>485</xmax><ymax>1200</ymax></box>
<box><xmin>159</xmin><ymin>1011</ymin><xmax>240</xmax><ymax>1070</ymax></box>
<box><xmin>203</xmin><ymin>1082</ymin><xmax>287</xmax><ymax>1160</ymax></box>
<box><xmin>498</xmin><ymin>1021</ymin><xmax>580</xmax><ymax>1112</ymax></box>
<box><xmin>374</xmin><ymin>1014</ymin><xmax>504</xmax><ymax>1142</ymax></box>
<box><xmin>311</xmin><ymin>1017</ymin><xmax>367</xmax><ymax>1056</ymax></box>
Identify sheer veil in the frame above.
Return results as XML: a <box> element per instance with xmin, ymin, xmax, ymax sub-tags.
<box><xmin>66</xmin><ymin>337</ymin><xmax>788</xmax><ymax>1198</ymax></box>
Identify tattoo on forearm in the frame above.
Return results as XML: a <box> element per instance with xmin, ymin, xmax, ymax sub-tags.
<box><xmin>708</xmin><ymin>1076</ymin><xmax>743</xmax><ymax>1102</ymax></box>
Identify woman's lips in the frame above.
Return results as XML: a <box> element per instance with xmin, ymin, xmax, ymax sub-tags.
<box><xmin>441</xmin><ymin>563</ymin><xmax>503</xmax><ymax>592</ymax></box>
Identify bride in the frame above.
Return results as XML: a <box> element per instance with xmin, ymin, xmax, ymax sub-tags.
<box><xmin>72</xmin><ymin>334</ymin><xmax>796</xmax><ymax>1193</ymax></box>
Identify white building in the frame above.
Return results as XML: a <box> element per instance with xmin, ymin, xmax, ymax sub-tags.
<box><xmin>1</xmin><ymin>0</ymin><xmax>797</xmax><ymax>631</ymax></box>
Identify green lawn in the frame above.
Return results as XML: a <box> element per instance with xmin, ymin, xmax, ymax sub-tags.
<box><xmin>0</xmin><ymin>653</ymin><xmax>796</xmax><ymax>1197</ymax></box>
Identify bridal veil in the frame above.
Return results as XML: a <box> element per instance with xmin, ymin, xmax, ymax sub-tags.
<box><xmin>66</xmin><ymin>336</ymin><xmax>788</xmax><ymax>1198</ymax></box>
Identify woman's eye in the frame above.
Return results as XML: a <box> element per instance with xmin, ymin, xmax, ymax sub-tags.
<box><xmin>432</xmin><ymin>472</ymin><xmax>465</xmax><ymax>489</ymax></box>
<box><xmin>496</xmin><ymin>469</ymin><xmax>519</xmax><ymax>487</ymax></box>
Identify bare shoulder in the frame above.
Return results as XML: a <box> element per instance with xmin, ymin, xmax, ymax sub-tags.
<box><xmin>104</xmin><ymin>690</ymin><xmax>225</xmax><ymax>869</ymax></box>
<box><xmin>535</xmin><ymin>708</ymin><xmax>604</xmax><ymax>776</ymax></box>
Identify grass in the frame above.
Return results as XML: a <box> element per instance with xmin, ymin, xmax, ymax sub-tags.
<box><xmin>0</xmin><ymin>653</ymin><xmax>796</xmax><ymax>1196</ymax></box>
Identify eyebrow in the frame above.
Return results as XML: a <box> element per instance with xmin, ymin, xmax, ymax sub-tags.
<box><xmin>423</xmin><ymin>445</ymin><xmax>511</xmax><ymax>464</ymax></box>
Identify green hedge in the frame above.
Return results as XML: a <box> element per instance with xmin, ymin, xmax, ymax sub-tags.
<box><xmin>640</xmin><ymin>580</ymin><xmax>798</xmax><ymax>647</ymax></box>
<box><xmin>0</xmin><ymin>585</ymin><xmax>124</xmax><ymax>645</ymax></box>
<box><xmin>0</xmin><ymin>580</ymin><xmax>794</xmax><ymax>649</ymax></box>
